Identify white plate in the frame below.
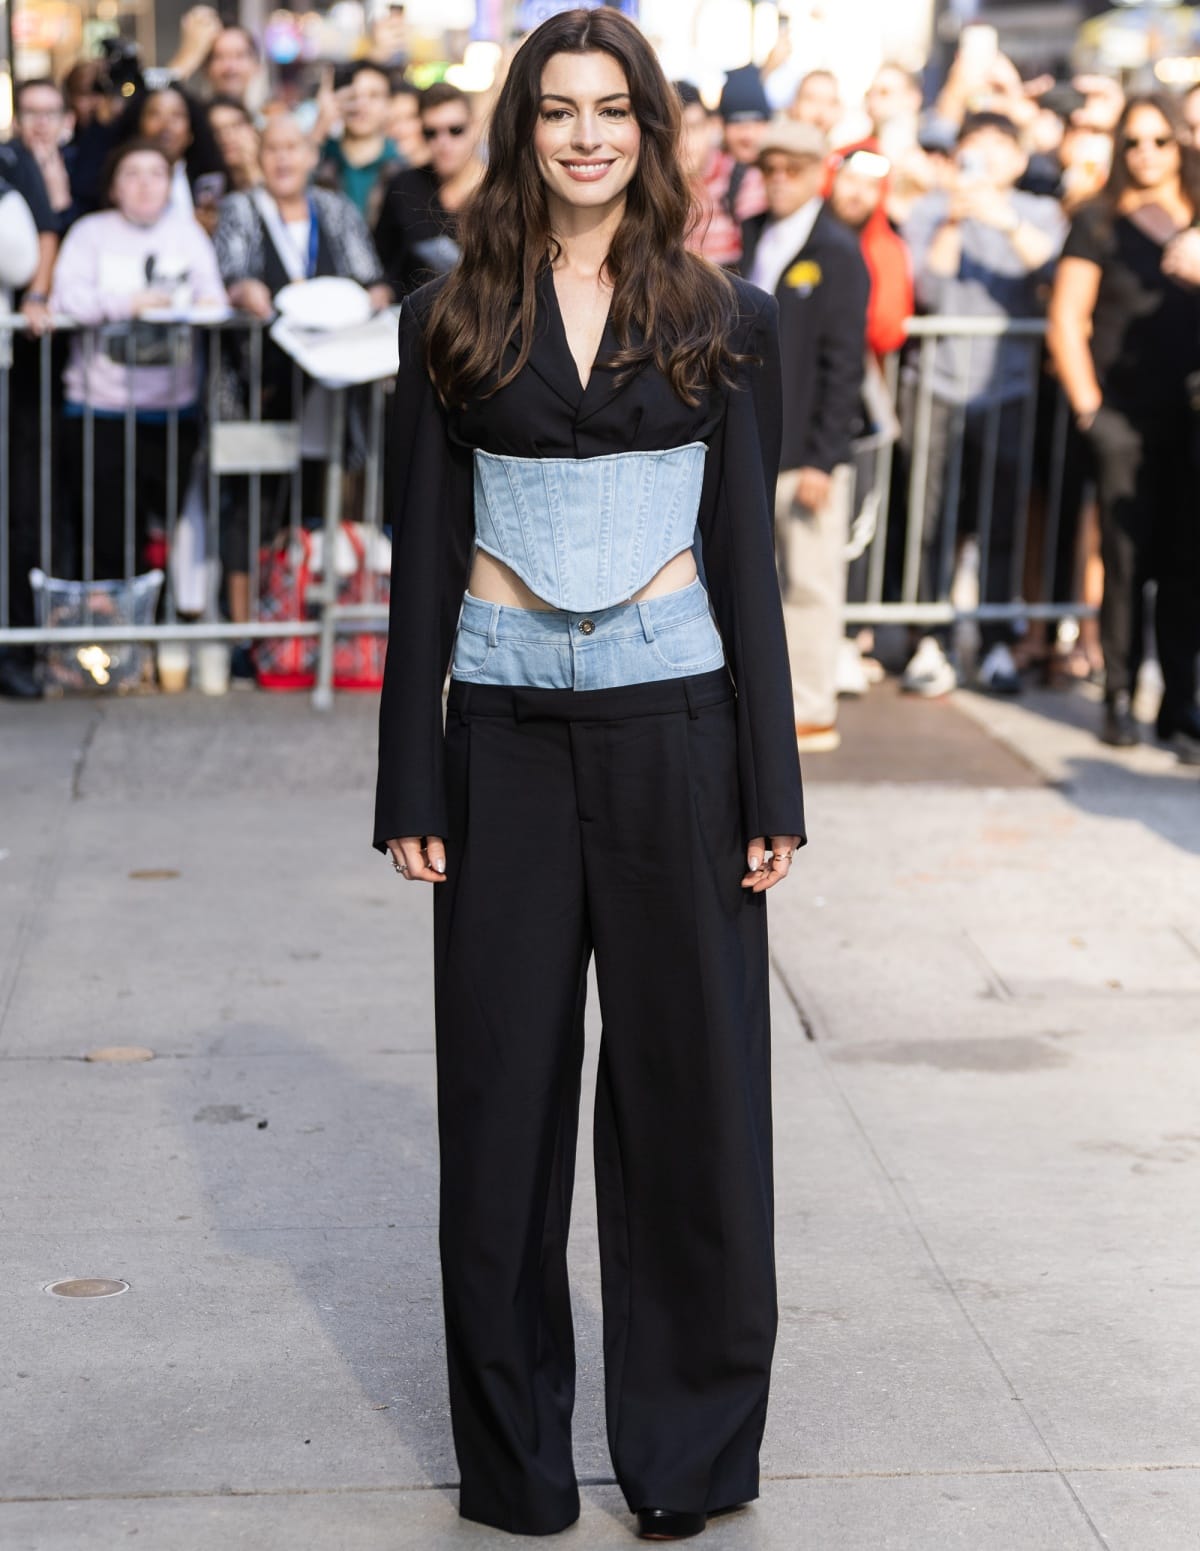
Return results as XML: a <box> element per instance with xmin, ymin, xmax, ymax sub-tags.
<box><xmin>274</xmin><ymin>276</ymin><xmax>373</xmax><ymax>332</ymax></box>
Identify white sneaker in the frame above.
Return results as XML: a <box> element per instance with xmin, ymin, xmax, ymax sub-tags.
<box><xmin>977</xmin><ymin>642</ymin><xmax>1022</xmax><ymax>696</ymax></box>
<box><xmin>835</xmin><ymin>636</ymin><xmax>870</xmax><ymax>697</ymax></box>
<box><xmin>901</xmin><ymin>636</ymin><xmax>957</xmax><ymax>698</ymax></box>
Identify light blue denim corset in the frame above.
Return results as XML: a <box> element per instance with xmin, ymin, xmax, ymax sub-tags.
<box><xmin>472</xmin><ymin>442</ymin><xmax>708</xmax><ymax>612</ymax></box>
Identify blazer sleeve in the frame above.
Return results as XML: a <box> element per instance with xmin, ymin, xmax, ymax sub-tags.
<box><xmin>801</xmin><ymin>239</ymin><xmax>870</xmax><ymax>472</ymax></box>
<box><xmin>698</xmin><ymin>287</ymin><xmax>807</xmax><ymax>848</ymax></box>
<box><xmin>372</xmin><ymin>293</ymin><xmax>474</xmax><ymax>851</ymax></box>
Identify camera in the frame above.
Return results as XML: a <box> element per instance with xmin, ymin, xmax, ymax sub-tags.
<box><xmin>97</xmin><ymin>36</ymin><xmax>145</xmax><ymax>100</ymax></box>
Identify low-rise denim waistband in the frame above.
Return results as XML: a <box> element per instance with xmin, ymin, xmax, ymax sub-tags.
<box><xmin>457</xmin><ymin>576</ymin><xmax>714</xmax><ymax>647</ymax></box>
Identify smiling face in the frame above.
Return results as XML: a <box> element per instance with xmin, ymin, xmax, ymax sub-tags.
<box><xmin>533</xmin><ymin>50</ymin><xmax>641</xmax><ymax>218</ymax></box>
<box><xmin>260</xmin><ymin>117</ymin><xmax>318</xmax><ymax>202</ymax></box>
<box><xmin>141</xmin><ymin>89</ymin><xmax>192</xmax><ymax>165</ymax></box>
<box><xmin>207</xmin><ymin>29</ymin><xmax>258</xmax><ymax>102</ymax></box>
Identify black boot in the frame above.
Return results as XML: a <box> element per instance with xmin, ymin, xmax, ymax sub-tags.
<box><xmin>1101</xmin><ymin>691</ymin><xmax>1137</xmax><ymax>747</ymax></box>
<box><xmin>1156</xmin><ymin>702</ymin><xmax>1200</xmax><ymax>765</ymax></box>
<box><xmin>636</xmin><ymin>1508</ymin><xmax>707</xmax><ymax>1540</ymax></box>
<box><xmin>0</xmin><ymin>651</ymin><xmax>42</xmax><ymax>700</ymax></box>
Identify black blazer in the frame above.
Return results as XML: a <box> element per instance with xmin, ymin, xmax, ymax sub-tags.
<box><xmin>741</xmin><ymin>203</ymin><xmax>869</xmax><ymax>473</ymax></box>
<box><xmin>373</xmin><ymin>265</ymin><xmax>806</xmax><ymax>852</ymax></box>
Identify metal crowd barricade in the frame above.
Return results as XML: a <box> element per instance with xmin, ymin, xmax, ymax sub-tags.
<box><xmin>0</xmin><ymin>311</ymin><xmax>394</xmax><ymax>709</ymax></box>
<box><xmin>1</xmin><ymin>310</ymin><xmax>1095</xmax><ymax>700</ymax></box>
<box><xmin>842</xmin><ymin>314</ymin><xmax>1093</xmax><ymax>632</ymax></box>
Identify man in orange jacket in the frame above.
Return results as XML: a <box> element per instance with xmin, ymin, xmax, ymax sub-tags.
<box><xmin>825</xmin><ymin>140</ymin><xmax>914</xmax><ymax>359</ymax></box>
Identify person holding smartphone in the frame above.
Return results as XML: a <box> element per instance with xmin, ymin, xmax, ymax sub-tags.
<box><xmin>901</xmin><ymin>111</ymin><xmax>1066</xmax><ymax>700</ymax></box>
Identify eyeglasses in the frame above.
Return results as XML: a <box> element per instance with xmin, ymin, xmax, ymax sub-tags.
<box><xmin>1123</xmin><ymin>134</ymin><xmax>1173</xmax><ymax>152</ymax></box>
<box><xmin>422</xmin><ymin>123</ymin><xmax>468</xmax><ymax>141</ymax></box>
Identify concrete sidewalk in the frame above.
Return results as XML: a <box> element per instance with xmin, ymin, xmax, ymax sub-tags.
<box><xmin>1</xmin><ymin>683</ymin><xmax>1198</xmax><ymax>1550</ymax></box>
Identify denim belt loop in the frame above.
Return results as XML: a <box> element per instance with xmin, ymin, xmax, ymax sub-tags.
<box><xmin>637</xmin><ymin>600</ymin><xmax>656</xmax><ymax>643</ymax></box>
<box><xmin>487</xmin><ymin>604</ymin><xmax>501</xmax><ymax>649</ymax></box>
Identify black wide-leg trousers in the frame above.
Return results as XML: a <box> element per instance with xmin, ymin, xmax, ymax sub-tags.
<box><xmin>432</xmin><ymin>670</ymin><xmax>778</xmax><ymax>1536</ymax></box>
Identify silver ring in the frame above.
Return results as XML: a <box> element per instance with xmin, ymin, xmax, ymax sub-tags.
<box><xmin>393</xmin><ymin>859</ymin><xmax>408</xmax><ymax>876</ymax></box>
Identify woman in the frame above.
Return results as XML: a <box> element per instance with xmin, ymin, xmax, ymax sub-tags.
<box><xmin>214</xmin><ymin>114</ymin><xmax>389</xmax><ymax>626</ymax></box>
<box><xmin>373</xmin><ymin>82</ymin><xmax>482</xmax><ymax>298</ymax></box>
<box><xmin>374</xmin><ymin>10</ymin><xmax>803</xmax><ymax>1542</ymax></box>
<box><xmin>207</xmin><ymin>95</ymin><xmax>261</xmax><ymax>193</ymax></box>
<box><xmin>1048</xmin><ymin>93</ymin><xmax>1200</xmax><ymax>758</ymax></box>
<box><xmin>50</xmin><ymin>138</ymin><xmax>225</xmax><ymax>581</ymax></box>
<box><xmin>139</xmin><ymin>83</ymin><xmax>228</xmax><ymax>235</ymax></box>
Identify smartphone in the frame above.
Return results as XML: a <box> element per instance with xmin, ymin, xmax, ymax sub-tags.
<box><xmin>193</xmin><ymin>172</ymin><xmax>226</xmax><ymax>207</ymax></box>
<box><xmin>959</xmin><ymin>23</ymin><xmax>999</xmax><ymax>78</ymax></box>
<box><xmin>958</xmin><ymin>147</ymin><xmax>988</xmax><ymax>183</ymax></box>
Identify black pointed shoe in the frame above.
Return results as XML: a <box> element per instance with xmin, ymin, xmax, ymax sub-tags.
<box><xmin>1100</xmin><ymin>691</ymin><xmax>1137</xmax><ymax>748</ymax></box>
<box><xmin>636</xmin><ymin>1508</ymin><xmax>707</xmax><ymax>1540</ymax></box>
<box><xmin>1156</xmin><ymin>703</ymin><xmax>1200</xmax><ymax>765</ymax></box>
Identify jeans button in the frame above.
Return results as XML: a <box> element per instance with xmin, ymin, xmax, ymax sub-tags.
<box><xmin>579</xmin><ymin>619</ymin><xmax>595</xmax><ymax>635</ymax></box>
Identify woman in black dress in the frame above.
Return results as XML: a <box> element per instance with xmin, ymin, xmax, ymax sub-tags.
<box><xmin>374</xmin><ymin>10</ymin><xmax>804</xmax><ymax>1541</ymax></box>
<box><xmin>1048</xmin><ymin>93</ymin><xmax>1200</xmax><ymax>757</ymax></box>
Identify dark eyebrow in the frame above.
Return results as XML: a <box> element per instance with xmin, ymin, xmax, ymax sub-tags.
<box><xmin>539</xmin><ymin>93</ymin><xmax>632</xmax><ymax>106</ymax></box>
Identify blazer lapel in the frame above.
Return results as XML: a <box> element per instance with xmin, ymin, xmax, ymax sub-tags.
<box><xmin>514</xmin><ymin>264</ymin><xmax>586</xmax><ymax>411</ymax></box>
<box><xmin>577</xmin><ymin>305</ymin><xmax>649</xmax><ymax>425</ymax></box>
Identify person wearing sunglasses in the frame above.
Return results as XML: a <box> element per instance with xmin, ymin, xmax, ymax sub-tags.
<box><xmin>1049</xmin><ymin>93</ymin><xmax>1200</xmax><ymax>758</ymax></box>
<box><xmin>373</xmin><ymin>82</ymin><xmax>482</xmax><ymax>300</ymax></box>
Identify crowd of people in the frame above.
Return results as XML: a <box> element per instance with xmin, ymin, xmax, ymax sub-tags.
<box><xmin>0</xmin><ymin>14</ymin><xmax>1198</xmax><ymax>765</ymax></box>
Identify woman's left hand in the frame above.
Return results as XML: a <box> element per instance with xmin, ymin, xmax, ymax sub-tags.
<box><xmin>742</xmin><ymin>835</ymin><xmax>801</xmax><ymax>893</ymax></box>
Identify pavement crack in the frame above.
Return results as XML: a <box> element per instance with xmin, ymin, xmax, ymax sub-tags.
<box><xmin>70</xmin><ymin>705</ymin><xmax>105</xmax><ymax>802</ymax></box>
<box><xmin>770</xmin><ymin>950</ymin><xmax>818</xmax><ymax>1040</ymax></box>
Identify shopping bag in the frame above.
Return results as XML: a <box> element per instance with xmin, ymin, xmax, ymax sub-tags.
<box><xmin>251</xmin><ymin>523</ymin><xmax>390</xmax><ymax>691</ymax></box>
<box><xmin>252</xmin><ymin>528</ymin><xmax>319</xmax><ymax>690</ymax></box>
<box><xmin>29</xmin><ymin>568</ymin><xmax>164</xmax><ymax>692</ymax></box>
<box><xmin>329</xmin><ymin>521</ymin><xmax>390</xmax><ymax>692</ymax></box>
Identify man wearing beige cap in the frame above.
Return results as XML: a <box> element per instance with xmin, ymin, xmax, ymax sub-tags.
<box><xmin>742</xmin><ymin>118</ymin><xmax>869</xmax><ymax>751</ymax></box>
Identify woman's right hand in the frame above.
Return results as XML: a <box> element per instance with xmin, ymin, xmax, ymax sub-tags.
<box><xmin>387</xmin><ymin>837</ymin><xmax>447</xmax><ymax>884</ymax></box>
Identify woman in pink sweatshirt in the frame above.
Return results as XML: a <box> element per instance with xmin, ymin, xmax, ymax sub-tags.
<box><xmin>50</xmin><ymin>138</ymin><xmax>226</xmax><ymax>579</ymax></box>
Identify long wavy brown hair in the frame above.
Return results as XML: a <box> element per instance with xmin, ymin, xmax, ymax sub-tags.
<box><xmin>425</xmin><ymin>7</ymin><xmax>743</xmax><ymax>407</ymax></box>
<box><xmin>1097</xmin><ymin>93</ymin><xmax>1200</xmax><ymax>221</ymax></box>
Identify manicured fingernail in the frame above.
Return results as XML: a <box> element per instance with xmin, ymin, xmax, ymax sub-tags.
<box><xmin>434</xmin><ymin>857</ymin><xmax>445</xmax><ymax>873</ymax></box>
<box><xmin>749</xmin><ymin>856</ymin><xmax>760</xmax><ymax>871</ymax></box>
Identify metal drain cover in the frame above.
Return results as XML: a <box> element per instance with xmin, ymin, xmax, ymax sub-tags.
<box><xmin>46</xmin><ymin>1278</ymin><xmax>130</xmax><ymax>1298</ymax></box>
<box><xmin>85</xmin><ymin>1047</ymin><xmax>155</xmax><ymax>1063</ymax></box>
<box><xmin>128</xmin><ymin>870</ymin><xmax>180</xmax><ymax>881</ymax></box>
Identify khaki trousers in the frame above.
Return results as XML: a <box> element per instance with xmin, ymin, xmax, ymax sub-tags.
<box><xmin>774</xmin><ymin>464</ymin><xmax>853</xmax><ymax>728</ymax></box>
